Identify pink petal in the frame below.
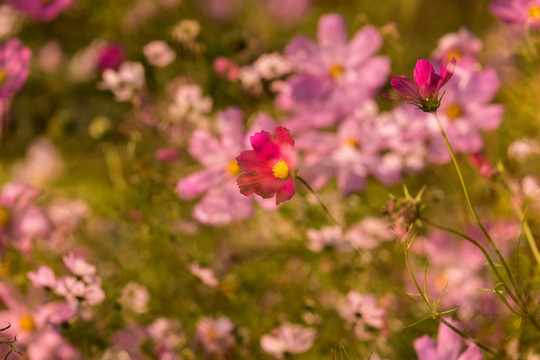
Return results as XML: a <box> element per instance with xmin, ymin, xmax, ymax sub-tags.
<box><xmin>317</xmin><ymin>13</ymin><xmax>348</xmax><ymax>50</ymax></box>
<box><xmin>176</xmin><ymin>169</ymin><xmax>218</xmax><ymax>200</ymax></box>
<box><xmin>275</xmin><ymin>178</ymin><xmax>295</xmax><ymax>205</ymax></box>
<box><xmin>413</xmin><ymin>335</ymin><xmax>437</xmax><ymax>360</ymax></box>
<box><xmin>347</xmin><ymin>25</ymin><xmax>383</xmax><ymax>67</ymax></box>
<box><xmin>188</xmin><ymin>130</ymin><xmax>225</xmax><ymax>167</ymax></box>
<box><xmin>218</xmin><ymin>107</ymin><xmax>245</xmax><ymax>158</ymax></box>
<box><xmin>250</xmin><ymin>131</ymin><xmax>280</xmax><ymax>161</ymax></box>
<box><xmin>413</xmin><ymin>59</ymin><xmax>435</xmax><ymax>88</ymax></box>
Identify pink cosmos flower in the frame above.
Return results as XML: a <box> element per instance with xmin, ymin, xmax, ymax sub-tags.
<box><xmin>431</xmin><ymin>28</ymin><xmax>483</xmax><ymax>69</ymax></box>
<box><xmin>414</xmin><ymin>319</ymin><xmax>483</xmax><ymax>360</ymax></box>
<box><xmin>96</xmin><ymin>43</ymin><xmax>125</xmax><ymax>72</ymax></box>
<box><xmin>277</xmin><ymin>13</ymin><xmax>389</xmax><ymax>127</ymax></box>
<box><xmin>491</xmin><ymin>0</ymin><xmax>540</xmax><ymax>29</ymax></box>
<box><xmin>260</xmin><ymin>323</ymin><xmax>317</xmax><ymax>359</ymax></box>
<box><xmin>194</xmin><ymin>316</ymin><xmax>235</xmax><ymax>358</ymax></box>
<box><xmin>236</xmin><ymin>126</ymin><xmax>296</xmax><ymax>205</ymax></box>
<box><xmin>176</xmin><ymin>108</ymin><xmax>277</xmax><ymax>225</ymax></box>
<box><xmin>338</xmin><ymin>291</ymin><xmax>385</xmax><ymax>340</ymax></box>
<box><xmin>0</xmin><ymin>38</ymin><xmax>31</xmax><ymax>99</ymax></box>
<box><xmin>6</xmin><ymin>0</ymin><xmax>73</xmax><ymax>21</ymax></box>
<box><xmin>387</xmin><ymin>52</ymin><xmax>456</xmax><ymax>112</ymax></box>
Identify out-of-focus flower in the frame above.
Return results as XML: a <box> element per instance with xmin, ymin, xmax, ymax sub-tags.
<box><xmin>306</xmin><ymin>225</ymin><xmax>345</xmax><ymax>252</ymax></box>
<box><xmin>194</xmin><ymin>316</ymin><xmax>235</xmax><ymax>358</ymax></box>
<box><xmin>338</xmin><ymin>291</ymin><xmax>384</xmax><ymax>340</ymax></box>
<box><xmin>118</xmin><ymin>282</ymin><xmax>150</xmax><ymax>314</ymax></box>
<box><xmin>508</xmin><ymin>138</ymin><xmax>540</xmax><ymax>160</ymax></box>
<box><xmin>491</xmin><ymin>0</ymin><xmax>540</xmax><ymax>29</ymax></box>
<box><xmin>260</xmin><ymin>323</ymin><xmax>316</xmax><ymax>359</ymax></box>
<box><xmin>96</xmin><ymin>43</ymin><xmax>125</xmax><ymax>72</ymax></box>
<box><xmin>155</xmin><ymin>147</ymin><xmax>181</xmax><ymax>163</ymax></box>
<box><xmin>171</xmin><ymin>19</ymin><xmax>200</xmax><ymax>44</ymax></box>
<box><xmin>176</xmin><ymin>108</ymin><xmax>277</xmax><ymax>225</ymax></box>
<box><xmin>470</xmin><ymin>152</ymin><xmax>495</xmax><ymax>179</ymax></box>
<box><xmin>11</xmin><ymin>137</ymin><xmax>64</xmax><ymax>188</ymax></box>
<box><xmin>63</xmin><ymin>252</ymin><xmax>96</xmax><ymax>278</ymax></box>
<box><xmin>431</xmin><ymin>27</ymin><xmax>483</xmax><ymax>68</ymax></box>
<box><xmin>277</xmin><ymin>13</ymin><xmax>389</xmax><ymax>125</ymax></box>
<box><xmin>148</xmin><ymin>317</ymin><xmax>185</xmax><ymax>359</ymax></box>
<box><xmin>0</xmin><ymin>38</ymin><xmax>32</xmax><ymax>99</ymax></box>
<box><xmin>236</xmin><ymin>126</ymin><xmax>297</xmax><ymax>205</ymax></box>
<box><xmin>37</xmin><ymin>40</ymin><xmax>64</xmax><ymax>74</ymax></box>
<box><xmin>188</xmin><ymin>263</ymin><xmax>219</xmax><ymax>287</ymax></box>
<box><xmin>414</xmin><ymin>319</ymin><xmax>483</xmax><ymax>360</ymax></box>
<box><xmin>0</xmin><ymin>5</ymin><xmax>21</xmax><ymax>39</ymax></box>
<box><xmin>425</xmin><ymin>64</ymin><xmax>503</xmax><ymax>164</ymax></box>
<box><xmin>214</xmin><ymin>56</ymin><xmax>240</xmax><ymax>81</ymax></box>
<box><xmin>26</xmin><ymin>330</ymin><xmax>80</xmax><ymax>360</ymax></box>
<box><xmin>143</xmin><ymin>40</ymin><xmax>176</xmax><ymax>67</ymax></box>
<box><xmin>386</xmin><ymin>52</ymin><xmax>456</xmax><ymax>112</ymax></box>
<box><xmin>197</xmin><ymin>0</ymin><xmax>240</xmax><ymax>20</ymax></box>
<box><xmin>252</xmin><ymin>52</ymin><xmax>293</xmax><ymax>80</ymax></box>
<box><xmin>99</xmin><ymin>61</ymin><xmax>145</xmax><ymax>102</ymax></box>
<box><xmin>0</xmin><ymin>182</ymin><xmax>53</xmax><ymax>256</ymax></box>
<box><xmin>6</xmin><ymin>0</ymin><xmax>73</xmax><ymax>21</ymax></box>
<box><xmin>28</xmin><ymin>266</ymin><xmax>57</xmax><ymax>289</ymax></box>
<box><xmin>265</xmin><ymin>0</ymin><xmax>312</xmax><ymax>24</ymax></box>
<box><xmin>168</xmin><ymin>83</ymin><xmax>212</xmax><ymax>125</ymax></box>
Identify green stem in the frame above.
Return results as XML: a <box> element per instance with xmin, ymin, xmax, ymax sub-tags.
<box><xmin>438</xmin><ymin>318</ymin><xmax>502</xmax><ymax>358</ymax></box>
<box><xmin>295</xmin><ymin>175</ymin><xmax>419</xmax><ymax>304</ymax></box>
<box><xmin>431</xmin><ymin>112</ymin><xmax>521</xmax><ymax>300</ymax></box>
<box><xmin>421</xmin><ymin>217</ymin><xmax>522</xmax><ymax>314</ymax></box>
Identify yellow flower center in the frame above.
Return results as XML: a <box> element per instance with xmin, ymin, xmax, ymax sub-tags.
<box><xmin>445</xmin><ymin>103</ymin><xmax>463</xmax><ymax>120</ymax></box>
<box><xmin>328</xmin><ymin>63</ymin><xmax>344</xmax><ymax>79</ymax></box>
<box><xmin>0</xmin><ymin>207</ymin><xmax>11</xmax><ymax>228</ymax></box>
<box><xmin>529</xmin><ymin>5</ymin><xmax>540</xmax><ymax>20</ymax></box>
<box><xmin>19</xmin><ymin>314</ymin><xmax>35</xmax><ymax>332</ymax></box>
<box><xmin>0</xmin><ymin>69</ymin><xmax>6</xmax><ymax>85</ymax></box>
<box><xmin>272</xmin><ymin>160</ymin><xmax>289</xmax><ymax>179</ymax></box>
<box><xmin>446</xmin><ymin>49</ymin><xmax>461</xmax><ymax>62</ymax></box>
<box><xmin>343</xmin><ymin>138</ymin><xmax>359</xmax><ymax>149</ymax></box>
<box><xmin>226</xmin><ymin>160</ymin><xmax>241</xmax><ymax>176</ymax></box>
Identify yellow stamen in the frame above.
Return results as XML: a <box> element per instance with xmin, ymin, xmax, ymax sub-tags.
<box><xmin>328</xmin><ymin>63</ymin><xmax>344</xmax><ymax>79</ymax></box>
<box><xmin>445</xmin><ymin>103</ymin><xmax>463</xmax><ymax>120</ymax></box>
<box><xmin>19</xmin><ymin>314</ymin><xmax>35</xmax><ymax>332</ymax></box>
<box><xmin>226</xmin><ymin>160</ymin><xmax>241</xmax><ymax>176</ymax></box>
<box><xmin>446</xmin><ymin>49</ymin><xmax>461</xmax><ymax>62</ymax></box>
<box><xmin>529</xmin><ymin>5</ymin><xmax>540</xmax><ymax>20</ymax></box>
<box><xmin>0</xmin><ymin>207</ymin><xmax>10</xmax><ymax>228</ymax></box>
<box><xmin>343</xmin><ymin>138</ymin><xmax>359</xmax><ymax>149</ymax></box>
<box><xmin>272</xmin><ymin>160</ymin><xmax>289</xmax><ymax>179</ymax></box>
<box><xmin>0</xmin><ymin>69</ymin><xmax>5</xmax><ymax>85</ymax></box>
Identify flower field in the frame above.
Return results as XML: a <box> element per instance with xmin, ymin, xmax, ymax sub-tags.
<box><xmin>1</xmin><ymin>0</ymin><xmax>540</xmax><ymax>359</ymax></box>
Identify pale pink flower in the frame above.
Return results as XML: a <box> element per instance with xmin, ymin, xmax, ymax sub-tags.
<box><xmin>431</xmin><ymin>27</ymin><xmax>483</xmax><ymax>68</ymax></box>
<box><xmin>63</xmin><ymin>252</ymin><xmax>96</xmax><ymax>277</ymax></box>
<box><xmin>347</xmin><ymin>216</ymin><xmax>394</xmax><ymax>250</ymax></box>
<box><xmin>507</xmin><ymin>139</ymin><xmax>540</xmax><ymax>160</ymax></box>
<box><xmin>338</xmin><ymin>291</ymin><xmax>385</xmax><ymax>340</ymax></box>
<box><xmin>118</xmin><ymin>282</ymin><xmax>150</xmax><ymax>314</ymax></box>
<box><xmin>0</xmin><ymin>5</ymin><xmax>21</xmax><ymax>38</ymax></box>
<box><xmin>11</xmin><ymin>137</ymin><xmax>64</xmax><ymax>188</ymax></box>
<box><xmin>491</xmin><ymin>0</ymin><xmax>540</xmax><ymax>29</ymax></box>
<box><xmin>27</xmin><ymin>265</ymin><xmax>57</xmax><ymax>289</ymax></box>
<box><xmin>265</xmin><ymin>0</ymin><xmax>311</xmax><ymax>24</ymax></box>
<box><xmin>252</xmin><ymin>52</ymin><xmax>293</xmax><ymax>80</ymax></box>
<box><xmin>260</xmin><ymin>323</ymin><xmax>316</xmax><ymax>359</ymax></box>
<box><xmin>188</xmin><ymin>263</ymin><xmax>219</xmax><ymax>287</ymax></box>
<box><xmin>144</xmin><ymin>40</ymin><xmax>176</xmax><ymax>67</ymax></box>
<box><xmin>148</xmin><ymin>317</ymin><xmax>185</xmax><ymax>359</ymax></box>
<box><xmin>6</xmin><ymin>0</ymin><xmax>73</xmax><ymax>21</ymax></box>
<box><xmin>0</xmin><ymin>38</ymin><xmax>32</xmax><ymax>99</ymax></box>
<box><xmin>213</xmin><ymin>56</ymin><xmax>240</xmax><ymax>81</ymax></box>
<box><xmin>306</xmin><ymin>225</ymin><xmax>345</xmax><ymax>252</ymax></box>
<box><xmin>171</xmin><ymin>19</ymin><xmax>201</xmax><ymax>44</ymax></box>
<box><xmin>99</xmin><ymin>61</ymin><xmax>145</xmax><ymax>102</ymax></box>
<box><xmin>168</xmin><ymin>83</ymin><xmax>212</xmax><ymax>124</ymax></box>
<box><xmin>27</xmin><ymin>330</ymin><xmax>80</xmax><ymax>360</ymax></box>
<box><xmin>194</xmin><ymin>316</ymin><xmax>235</xmax><ymax>358</ymax></box>
<box><xmin>414</xmin><ymin>319</ymin><xmax>483</xmax><ymax>360</ymax></box>
<box><xmin>37</xmin><ymin>40</ymin><xmax>64</xmax><ymax>74</ymax></box>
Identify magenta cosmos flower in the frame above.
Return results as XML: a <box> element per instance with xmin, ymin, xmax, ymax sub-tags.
<box><xmin>386</xmin><ymin>53</ymin><xmax>456</xmax><ymax>112</ymax></box>
<box><xmin>236</xmin><ymin>126</ymin><xmax>296</xmax><ymax>205</ymax></box>
<box><xmin>6</xmin><ymin>0</ymin><xmax>73</xmax><ymax>21</ymax></box>
<box><xmin>0</xmin><ymin>38</ymin><xmax>31</xmax><ymax>99</ymax></box>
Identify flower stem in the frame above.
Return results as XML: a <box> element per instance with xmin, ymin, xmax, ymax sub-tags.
<box><xmin>431</xmin><ymin>112</ymin><xmax>521</xmax><ymax>296</ymax></box>
<box><xmin>295</xmin><ymin>175</ymin><xmax>419</xmax><ymax>304</ymax></box>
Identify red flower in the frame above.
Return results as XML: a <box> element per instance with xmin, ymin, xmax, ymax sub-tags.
<box><xmin>385</xmin><ymin>52</ymin><xmax>456</xmax><ymax>112</ymax></box>
<box><xmin>236</xmin><ymin>126</ymin><xmax>296</xmax><ymax>205</ymax></box>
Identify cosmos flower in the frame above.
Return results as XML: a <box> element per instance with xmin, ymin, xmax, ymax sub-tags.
<box><xmin>236</xmin><ymin>126</ymin><xmax>296</xmax><ymax>205</ymax></box>
<box><xmin>260</xmin><ymin>323</ymin><xmax>317</xmax><ymax>359</ymax></box>
<box><xmin>386</xmin><ymin>52</ymin><xmax>456</xmax><ymax>112</ymax></box>
<box><xmin>0</xmin><ymin>38</ymin><xmax>32</xmax><ymax>99</ymax></box>
<box><xmin>491</xmin><ymin>0</ymin><xmax>540</xmax><ymax>29</ymax></box>
<box><xmin>5</xmin><ymin>0</ymin><xmax>73</xmax><ymax>21</ymax></box>
<box><xmin>414</xmin><ymin>319</ymin><xmax>483</xmax><ymax>360</ymax></box>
